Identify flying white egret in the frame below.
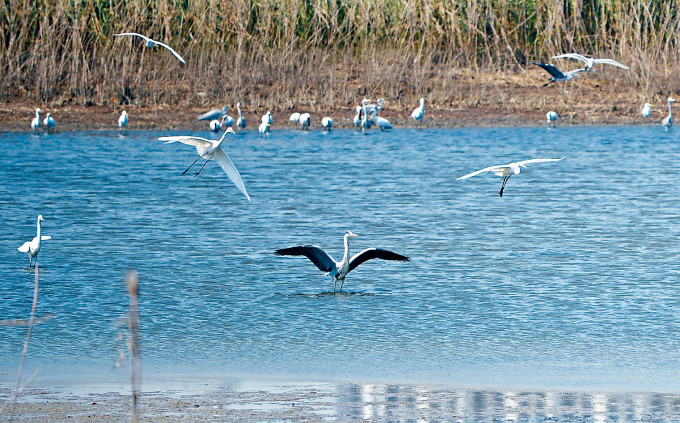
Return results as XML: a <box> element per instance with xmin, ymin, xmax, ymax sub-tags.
<box><xmin>531</xmin><ymin>62</ymin><xmax>587</xmax><ymax>85</ymax></box>
<box><xmin>662</xmin><ymin>97</ymin><xmax>676</xmax><ymax>132</ymax></box>
<box><xmin>411</xmin><ymin>97</ymin><xmax>425</xmax><ymax>125</ymax></box>
<box><xmin>43</xmin><ymin>113</ymin><xmax>56</xmax><ymax>133</ymax></box>
<box><xmin>158</xmin><ymin>127</ymin><xmax>250</xmax><ymax>200</ymax></box>
<box><xmin>322</xmin><ymin>117</ymin><xmax>333</xmax><ymax>131</ymax></box>
<box><xmin>552</xmin><ymin>53</ymin><xmax>629</xmax><ymax>72</ymax></box>
<box><xmin>236</xmin><ymin>102</ymin><xmax>246</xmax><ymax>130</ymax></box>
<box><xmin>262</xmin><ymin>111</ymin><xmax>273</xmax><ymax>125</ymax></box>
<box><xmin>299</xmin><ymin>113</ymin><xmax>311</xmax><ymax>130</ymax></box>
<box><xmin>641</xmin><ymin>103</ymin><xmax>652</xmax><ymax>118</ymax></box>
<box><xmin>289</xmin><ymin>112</ymin><xmax>301</xmax><ymax>123</ymax></box>
<box><xmin>546</xmin><ymin>111</ymin><xmax>558</xmax><ymax>127</ymax></box>
<box><xmin>118</xmin><ymin>110</ymin><xmax>128</xmax><ymax>128</ymax></box>
<box><xmin>275</xmin><ymin>231</ymin><xmax>410</xmax><ymax>292</ymax></box>
<box><xmin>31</xmin><ymin>108</ymin><xmax>41</xmax><ymax>131</ymax></box>
<box><xmin>114</xmin><ymin>32</ymin><xmax>186</xmax><ymax>64</ymax></box>
<box><xmin>18</xmin><ymin>215</ymin><xmax>51</xmax><ymax>268</ymax></box>
<box><xmin>370</xmin><ymin>109</ymin><xmax>393</xmax><ymax>131</ymax></box>
<box><xmin>457</xmin><ymin>157</ymin><xmax>565</xmax><ymax>197</ymax></box>
<box><xmin>198</xmin><ymin>106</ymin><xmax>229</xmax><ymax>122</ymax></box>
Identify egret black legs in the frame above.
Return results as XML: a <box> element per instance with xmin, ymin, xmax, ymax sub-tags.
<box><xmin>499</xmin><ymin>175</ymin><xmax>511</xmax><ymax>197</ymax></box>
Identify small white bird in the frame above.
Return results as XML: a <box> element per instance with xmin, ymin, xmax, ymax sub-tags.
<box><xmin>262</xmin><ymin>111</ymin><xmax>273</xmax><ymax>125</ymax></box>
<box><xmin>159</xmin><ymin>127</ymin><xmax>250</xmax><ymax>200</ymax></box>
<box><xmin>31</xmin><ymin>108</ymin><xmax>41</xmax><ymax>131</ymax></box>
<box><xmin>115</xmin><ymin>32</ymin><xmax>186</xmax><ymax>64</ymax></box>
<box><xmin>322</xmin><ymin>117</ymin><xmax>333</xmax><ymax>131</ymax></box>
<box><xmin>198</xmin><ymin>106</ymin><xmax>229</xmax><ymax>122</ymax></box>
<box><xmin>411</xmin><ymin>97</ymin><xmax>425</xmax><ymax>125</ymax></box>
<box><xmin>299</xmin><ymin>113</ymin><xmax>311</xmax><ymax>130</ymax></box>
<box><xmin>662</xmin><ymin>97</ymin><xmax>676</xmax><ymax>132</ymax></box>
<box><xmin>289</xmin><ymin>112</ymin><xmax>301</xmax><ymax>123</ymax></box>
<box><xmin>370</xmin><ymin>110</ymin><xmax>393</xmax><ymax>131</ymax></box>
<box><xmin>457</xmin><ymin>157</ymin><xmax>565</xmax><ymax>197</ymax></box>
<box><xmin>353</xmin><ymin>106</ymin><xmax>362</xmax><ymax>130</ymax></box>
<box><xmin>552</xmin><ymin>53</ymin><xmax>629</xmax><ymax>72</ymax></box>
<box><xmin>259</xmin><ymin>121</ymin><xmax>271</xmax><ymax>137</ymax></box>
<box><xmin>546</xmin><ymin>111</ymin><xmax>559</xmax><ymax>127</ymax></box>
<box><xmin>209</xmin><ymin>119</ymin><xmax>222</xmax><ymax>132</ymax></box>
<box><xmin>641</xmin><ymin>103</ymin><xmax>652</xmax><ymax>118</ymax></box>
<box><xmin>118</xmin><ymin>110</ymin><xmax>128</xmax><ymax>128</ymax></box>
<box><xmin>18</xmin><ymin>215</ymin><xmax>51</xmax><ymax>268</ymax></box>
<box><xmin>43</xmin><ymin>113</ymin><xmax>56</xmax><ymax>133</ymax></box>
<box><xmin>236</xmin><ymin>102</ymin><xmax>247</xmax><ymax>130</ymax></box>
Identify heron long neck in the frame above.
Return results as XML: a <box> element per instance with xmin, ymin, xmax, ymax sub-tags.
<box><xmin>36</xmin><ymin>218</ymin><xmax>41</xmax><ymax>239</ymax></box>
<box><xmin>668</xmin><ymin>101</ymin><xmax>673</xmax><ymax>118</ymax></box>
<box><xmin>342</xmin><ymin>235</ymin><xmax>351</xmax><ymax>264</ymax></box>
<box><xmin>237</xmin><ymin>105</ymin><xmax>242</xmax><ymax>118</ymax></box>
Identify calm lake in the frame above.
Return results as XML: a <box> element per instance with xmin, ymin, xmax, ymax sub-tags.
<box><xmin>1</xmin><ymin>125</ymin><xmax>680</xmax><ymax>393</ymax></box>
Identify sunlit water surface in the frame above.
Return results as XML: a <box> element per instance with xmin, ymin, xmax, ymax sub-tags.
<box><xmin>2</xmin><ymin>126</ymin><xmax>680</xmax><ymax>393</ymax></box>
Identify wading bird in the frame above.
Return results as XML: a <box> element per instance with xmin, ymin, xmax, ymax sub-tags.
<box><xmin>641</xmin><ymin>103</ymin><xmax>652</xmax><ymax>118</ymax></box>
<box><xmin>118</xmin><ymin>110</ymin><xmax>128</xmax><ymax>128</ymax></box>
<box><xmin>43</xmin><ymin>113</ymin><xmax>56</xmax><ymax>133</ymax></box>
<box><xmin>663</xmin><ymin>97</ymin><xmax>676</xmax><ymax>132</ymax></box>
<box><xmin>546</xmin><ymin>111</ymin><xmax>558</xmax><ymax>127</ymax></box>
<box><xmin>531</xmin><ymin>62</ymin><xmax>587</xmax><ymax>85</ymax></box>
<box><xmin>258</xmin><ymin>121</ymin><xmax>271</xmax><ymax>137</ymax></box>
<box><xmin>209</xmin><ymin>118</ymin><xmax>222</xmax><ymax>132</ymax></box>
<box><xmin>18</xmin><ymin>215</ymin><xmax>51</xmax><ymax>268</ymax></box>
<box><xmin>552</xmin><ymin>53</ymin><xmax>629</xmax><ymax>72</ymax></box>
<box><xmin>115</xmin><ymin>32</ymin><xmax>186</xmax><ymax>64</ymax></box>
<box><xmin>299</xmin><ymin>113</ymin><xmax>311</xmax><ymax>130</ymax></box>
<box><xmin>198</xmin><ymin>106</ymin><xmax>229</xmax><ymax>122</ymax></box>
<box><xmin>457</xmin><ymin>157</ymin><xmax>565</xmax><ymax>197</ymax></box>
<box><xmin>370</xmin><ymin>109</ymin><xmax>393</xmax><ymax>131</ymax></box>
<box><xmin>262</xmin><ymin>111</ymin><xmax>273</xmax><ymax>125</ymax></box>
<box><xmin>411</xmin><ymin>97</ymin><xmax>425</xmax><ymax>125</ymax></box>
<box><xmin>322</xmin><ymin>117</ymin><xmax>333</xmax><ymax>131</ymax></box>
<box><xmin>158</xmin><ymin>127</ymin><xmax>250</xmax><ymax>200</ymax></box>
<box><xmin>236</xmin><ymin>103</ymin><xmax>246</xmax><ymax>130</ymax></box>
<box><xmin>360</xmin><ymin>99</ymin><xmax>372</xmax><ymax>133</ymax></box>
<box><xmin>31</xmin><ymin>108</ymin><xmax>41</xmax><ymax>131</ymax></box>
<box><xmin>353</xmin><ymin>106</ymin><xmax>362</xmax><ymax>130</ymax></box>
<box><xmin>275</xmin><ymin>231</ymin><xmax>410</xmax><ymax>292</ymax></box>
<box><xmin>289</xmin><ymin>112</ymin><xmax>300</xmax><ymax>124</ymax></box>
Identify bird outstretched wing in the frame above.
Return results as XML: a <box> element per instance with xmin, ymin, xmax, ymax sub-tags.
<box><xmin>592</xmin><ymin>58</ymin><xmax>628</xmax><ymax>70</ymax></box>
<box><xmin>153</xmin><ymin>41</ymin><xmax>186</xmax><ymax>64</ymax></box>
<box><xmin>158</xmin><ymin>135</ymin><xmax>212</xmax><ymax>148</ymax></box>
<box><xmin>348</xmin><ymin>248</ymin><xmax>410</xmax><ymax>273</ymax></box>
<box><xmin>531</xmin><ymin>62</ymin><xmax>565</xmax><ymax>78</ymax></box>
<box><xmin>551</xmin><ymin>53</ymin><xmax>588</xmax><ymax>63</ymax></box>
<box><xmin>198</xmin><ymin>109</ymin><xmax>225</xmax><ymax>121</ymax></box>
<box><xmin>115</xmin><ymin>32</ymin><xmax>151</xmax><ymax>42</ymax></box>
<box><xmin>213</xmin><ymin>148</ymin><xmax>250</xmax><ymax>201</ymax></box>
<box><xmin>275</xmin><ymin>245</ymin><xmax>336</xmax><ymax>273</ymax></box>
<box><xmin>457</xmin><ymin>165</ymin><xmax>510</xmax><ymax>180</ymax></box>
<box><xmin>517</xmin><ymin>157</ymin><xmax>565</xmax><ymax>166</ymax></box>
<box><xmin>18</xmin><ymin>241</ymin><xmax>30</xmax><ymax>253</ymax></box>
<box><xmin>41</xmin><ymin>236</ymin><xmax>52</xmax><ymax>241</ymax></box>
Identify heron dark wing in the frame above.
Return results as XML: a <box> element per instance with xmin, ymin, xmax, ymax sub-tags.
<box><xmin>275</xmin><ymin>245</ymin><xmax>336</xmax><ymax>273</ymax></box>
<box><xmin>531</xmin><ymin>62</ymin><xmax>565</xmax><ymax>78</ymax></box>
<box><xmin>348</xmin><ymin>248</ymin><xmax>410</xmax><ymax>273</ymax></box>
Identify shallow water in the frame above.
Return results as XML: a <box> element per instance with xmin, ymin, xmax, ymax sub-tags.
<box><xmin>2</xmin><ymin>126</ymin><xmax>680</xmax><ymax>393</ymax></box>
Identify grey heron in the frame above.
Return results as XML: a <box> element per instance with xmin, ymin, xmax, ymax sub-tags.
<box><xmin>531</xmin><ymin>62</ymin><xmax>587</xmax><ymax>85</ymax></box>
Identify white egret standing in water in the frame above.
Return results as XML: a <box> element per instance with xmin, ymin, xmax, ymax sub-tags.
<box><xmin>370</xmin><ymin>109</ymin><xmax>393</xmax><ymax>131</ymax></box>
<box><xmin>118</xmin><ymin>110</ymin><xmax>128</xmax><ymax>128</ymax></box>
<box><xmin>411</xmin><ymin>97</ymin><xmax>425</xmax><ymax>126</ymax></box>
<box><xmin>322</xmin><ymin>117</ymin><xmax>333</xmax><ymax>131</ymax></box>
<box><xmin>158</xmin><ymin>128</ymin><xmax>250</xmax><ymax>200</ymax></box>
<box><xmin>458</xmin><ymin>157</ymin><xmax>565</xmax><ymax>197</ymax></box>
<box><xmin>43</xmin><ymin>113</ymin><xmax>56</xmax><ymax>133</ymax></box>
<box><xmin>236</xmin><ymin>103</ymin><xmax>247</xmax><ymax>130</ymax></box>
<box><xmin>546</xmin><ymin>111</ymin><xmax>558</xmax><ymax>127</ymax></box>
<box><xmin>299</xmin><ymin>113</ymin><xmax>311</xmax><ymax>130</ymax></box>
<box><xmin>31</xmin><ymin>108</ymin><xmax>41</xmax><ymax>131</ymax></box>
<box><xmin>18</xmin><ymin>215</ymin><xmax>51</xmax><ymax>268</ymax></box>
<box><xmin>662</xmin><ymin>97</ymin><xmax>676</xmax><ymax>132</ymax></box>
<box><xmin>115</xmin><ymin>33</ymin><xmax>186</xmax><ymax>64</ymax></box>
<box><xmin>275</xmin><ymin>231</ymin><xmax>410</xmax><ymax>292</ymax></box>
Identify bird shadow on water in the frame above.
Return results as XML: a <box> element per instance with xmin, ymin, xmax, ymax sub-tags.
<box><xmin>277</xmin><ymin>291</ymin><xmax>378</xmax><ymax>299</ymax></box>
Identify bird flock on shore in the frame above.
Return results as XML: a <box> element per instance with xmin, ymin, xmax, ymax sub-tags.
<box><xmin>20</xmin><ymin>34</ymin><xmax>669</xmax><ymax>291</ymax></box>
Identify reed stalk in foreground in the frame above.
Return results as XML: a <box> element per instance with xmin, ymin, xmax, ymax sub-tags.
<box><xmin>124</xmin><ymin>270</ymin><xmax>142</xmax><ymax>423</ymax></box>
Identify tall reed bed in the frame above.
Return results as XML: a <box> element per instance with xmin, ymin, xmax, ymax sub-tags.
<box><xmin>1</xmin><ymin>0</ymin><xmax>680</xmax><ymax>109</ymax></box>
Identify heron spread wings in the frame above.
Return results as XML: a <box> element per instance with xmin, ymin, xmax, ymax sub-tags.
<box><xmin>348</xmin><ymin>248</ymin><xmax>410</xmax><ymax>273</ymax></box>
<box><xmin>213</xmin><ymin>148</ymin><xmax>250</xmax><ymax>201</ymax></box>
<box><xmin>158</xmin><ymin>136</ymin><xmax>213</xmax><ymax>148</ymax></box>
<box><xmin>531</xmin><ymin>63</ymin><xmax>566</xmax><ymax>78</ymax></box>
<box><xmin>275</xmin><ymin>245</ymin><xmax>336</xmax><ymax>273</ymax></box>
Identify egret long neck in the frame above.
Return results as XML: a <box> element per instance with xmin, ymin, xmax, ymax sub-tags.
<box><xmin>342</xmin><ymin>235</ymin><xmax>351</xmax><ymax>264</ymax></box>
<box><xmin>36</xmin><ymin>217</ymin><xmax>41</xmax><ymax>239</ymax></box>
<box><xmin>668</xmin><ymin>101</ymin><xmax>673</xmax><ymax>118</ymax></box>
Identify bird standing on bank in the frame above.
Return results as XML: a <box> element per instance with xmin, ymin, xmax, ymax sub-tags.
<box><xmin>115</xmin><ymin>32</ymin><xmax>186</xmax><ymax>64</ymax></box>
<box><xmin>411</xmin><ymin>97</ymin><xmax>425</xmax><ymax>125</ymax></box>
<box><xmin>275</xmin><ymin>231</ymin><xmax>410</xmax><ymax>292</ymax></box>
<box><xmin>18</xmin><ymin>215</ymin><xmax>51</xmax><ymax>268</ymax></box>
<box><xmin>457</xmin><ymin>157</ymin><xmax>565</xmax><ymax>197</ymax></box>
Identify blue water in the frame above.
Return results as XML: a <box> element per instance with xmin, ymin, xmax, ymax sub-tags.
<box><xmin>2</xmin><ymin>126</ymin><xmax>680</xmax><ymax>393</ymax></box>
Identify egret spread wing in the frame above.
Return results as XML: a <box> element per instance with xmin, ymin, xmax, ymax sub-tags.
<box><xmin>154</xmin><ymin>41</ymin><xmax>186</xmax><ymax>64</ymax></box>
<box><xmin>115</xmin><ymin>33</ymin><xmax>150</xmax><ymax>42</ymax></box>
<box><xmin>348</xmin><ymin>248</ymin><xmax>410</xmax><ymax>273</ymax></box>
<box><xmin>531</xmin><ymin>63</ymin><xmax>565</xmax><ymax>78</ymax></box>
<box><xmin>213</xmin><ymin>148</ymin><xmax>250</xmax><ymax>201</ymax></box>
<box><xmin>198</xmin><ymin>109</ymin><xmax>224</xmax><ymax>121</ymax></box>
<box><xmin>552</xmin><ymin>53</ymin><xmax>588</xmax><ymax>63</ymax></box>
<box><xmin>275</xmin><ymin>245</ymin><xmax>336</xmax><ymax>273</ymax></box>
<box><xmin>517</xmin><ymin>157</ymin><xmax>565</xmax><ymax>166</ymax></box>
<box><xmin>41</xmin><ymin>236</ymin><xmax>51</xmax><ymax>241</ymax></box>
<box><xmin>457</xmin><ymin>165</ymin><xmax>509</xmax><ymax>180</ymax></box>
<box><xmin>158</xmin><ymin>135</ymin><xmax>212</xmax><ymax>148</ymax></box>
<box><xmin>18</xmin><ymin>241</ymin><xmax>30</xmax><ymax>253</ymax></box>
<box><xmin>592</xmin><ymin>58</ymin><xmax>628</xmax><ymax>70</ymax></box>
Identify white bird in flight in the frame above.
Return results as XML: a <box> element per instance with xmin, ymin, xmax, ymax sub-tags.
<box><xmin>18</xmin><ymin>215</ymin><xmax>51</xmax><ymax>268</ymax></box>
<box><xmin>43</xmin><ymin>113</ymin><xmax>56</xmax><ymax>133</ymax></box>
<box><xmin>552</xmin><ymin>53</ymin><xmax>629</xmax><ymax>72</ymax></box>
<box><xmin>31</xmin><ymin>108</ymin><xmax>41</xmax><ymax>131</ymax></box>
<box><xmin>198</xmin><ymin>106</ymin><xmax>229</xmax><ymax>122</ymax></box>
<box><xmin>115</xmin><ymin>33</ymin><xmax>186</xmax><ymax>64</ymax></box>
<box><xmin>275</xmin><ymin>231</ymin><xmax>410</xmax><ymax>292</ymax></box>
<box><xmin>411</xmin><ymin>97</ymin><xmax>425</xmax><ymax>124</ymax></box>
<box><xmin>546</xmin><ymin>111</ymin><xmax>558</xmax><ymax>127</ymax></box>
<box><xmin>158</xmin><ymin>127</ymin><xmax>250</xmax><ymax>200</ymax></box>
<box><xmin>641</xmin><ymin>103</ymin><xmax>652</xmax><ymax>118</ymax></box>
<box><xmin>118</xmin><ymin>110</ymin><xmax>128</xmax><ymax>128</ymax></box>
<box><xmin>458</xmin><ymin>157</ymin><xmax>565</xmax><ymax>197</ymax></box>
<box><xmin>531</xmin><ymin>62</ymin><xmax>587</xmax><ymax>85</ymax></box>
<box><xmin>662</xmin><ymin>97</ymin><xmax>676</xmax><ymax>132</ymax></box>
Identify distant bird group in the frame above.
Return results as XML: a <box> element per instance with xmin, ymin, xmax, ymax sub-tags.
<box><xmin>30</xmin><ymin>108</ymin><xmax>56</xmax><ymax>133</ymax></box>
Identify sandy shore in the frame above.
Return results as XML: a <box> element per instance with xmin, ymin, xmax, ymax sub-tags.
<box><xmin>3</xmin><ymin>381</ymin><xmax>680</xmax><ymax>421</ymax></box>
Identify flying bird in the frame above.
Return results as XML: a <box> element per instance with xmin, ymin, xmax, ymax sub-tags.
<box><xmin>198</xmin><ymin>106</ymin><xmax>229</xmax><ymax>122</ymax></box>
<box><xmin>18</xmin><ymin>215</ymin><xmax>51</xmax><ymax>268</ymax></box>
<box><xmin>158</xmin><ymin>127</ymin><xmax>250</xmax><ymax>200</ymax></box>
<box><xmin>275</xmin><ymin>231</ymin><xmax>410</xmax><ymax>292</ymax></box>
<box><xmin>31</xmin><ymin>108</ymin><xmax>41</xmax><ymax>131</ymax></box>
<box><xmin>641</xmin><ymin>103</ymin><xmax>652</xmax><ymax>118</ymax></box>
<box><xmin>662</xmin><ymin>97</ymin><xmax>676</xmax><ymax>132</ymax></box>
<box><xmin>552</xmin><ymin>53</ymin><xmax>629</xmax><ymax>72</ymax></box>
<box><xmin>457</xmin><ymin>157</ymin><xmax>565</xmax><ymax>197</ymax></box>
<box><xmin>115</xmin><ymin>32</ymin><xmax>186</xmax><ymax>64</ymax></box>
<box><xmin>531</xmin><ymin>62</ymin><xmax>587</xmax><ymax>85</ymax></box>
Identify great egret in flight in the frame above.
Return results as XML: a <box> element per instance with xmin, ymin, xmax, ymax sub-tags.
<box><xmin>18</xmin><ymin>215</ymin><xmax>51</xmax><ymax>268</ymax></box>
<box><xmin>236</xmin><ymin>103</ymin><xmax>246</xmax><ymax>130</ymax></box>
<box><xmin>641</xmin><ymin>103</ymin><xmax>652</xmax><ymax>118</ymax></box>
<box><xmin>322</xmin><ymin>117</ymin><xmax>333</xmax><ymax>131</ymax></box>
<box><xmin>118</xmin><ymin>110</ymin><xmax>128</xmax><ymax>128</ymax></box>
<box><xmin>31</xmin><ymin>108</ymin><xmax>41</xmax><ymax>131</ymax></box>
<box><xmin>411</xmin><ymin>97</ymin><xmax>425</xmax><ymax>125</ymax></box>
<box><xmin>458</xmin><ymin>157</ymin><xmax>565</xmax><ymax>197</ymax></box>
<box><xmin>275</xmin><ymin>231</ymin><xmax>410</xmax><ymax>292</ymax></box>
<box><xmin>158</xmin><ymin>127</ymin><xmax>250</xmax><ymax>200</ymax></box>
<box><xmin>115</xmin><ymin>33</ymin><xmax>186</xmax><ymax>64</ymax></box>
<box><xmin>198</xmin><ymin>106</ymin><xmax>229</xmax><ymax>122</ymax></box>
<box><xmin>546</xmin><ymin>111</ymin><xmax>558</xmax><ymax>127</ymax></box>
<box><xmin>552</xmin><ymin>53</ymin><xmax>629</xmax><ymax>72</ymax></box>
<box><xmin>663</xmin><ymin>97</ymin><xmax>676</xmax><ymax>132</ymax></box>
<box><xmin>43</xmin><ymin>113</ymin><xmax>56</xmax><ymax>133</ymax></box>
<box><xmin>531</xmin><ymin>62</ymin><xmax>587</xmax><ymax>85</ymax></box>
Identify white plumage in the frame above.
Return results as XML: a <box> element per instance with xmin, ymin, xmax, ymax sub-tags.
<box><xmin>115</xmin><ymin>32</ymin><xmax>186</xmax><ymax>64</ymax></box>
<box><xmin>31</xmin><ymin>108</ymin><xmax>41</xmax><ymax>130</ymax></box>
<box><xmin>18</xmin><ymin>215</ymin><xmax>51</xmax><ymax>268</ymax></box>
